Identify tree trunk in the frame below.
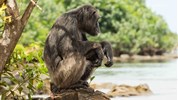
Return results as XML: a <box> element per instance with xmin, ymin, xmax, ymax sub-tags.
<box><xmin>0</xmin><ymin>0</ymin><xmax>38</xmax><ymax>72</ymax></box>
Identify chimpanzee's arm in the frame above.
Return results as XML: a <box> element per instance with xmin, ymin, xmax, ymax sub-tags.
<box><xmin>100</xmin><ymin>41</ymin><xmax>113</xmax><ymax>67</ymax></box>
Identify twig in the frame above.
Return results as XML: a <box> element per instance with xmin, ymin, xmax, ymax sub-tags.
<box><xmin>30</xmin><ymin>0</ymin><xmax>42</xmax><ymax>11</ymax></box>
<box><xmin>20</xmin><ymin>0</ymin><xmax>38</xmax><ymax>26</ymax></box>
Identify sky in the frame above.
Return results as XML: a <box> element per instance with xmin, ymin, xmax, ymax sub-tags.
<box><xmin>145</xmin><ymin>0</ymin><xmax>177</xmax><ymax>33</ymax></box>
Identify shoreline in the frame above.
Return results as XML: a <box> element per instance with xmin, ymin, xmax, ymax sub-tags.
<box><xmin>113</xmin><ymin>53</ymin><xmax>178</xmax><ymax>62</ymax></box>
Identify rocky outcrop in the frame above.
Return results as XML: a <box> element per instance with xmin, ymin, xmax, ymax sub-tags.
<box><xmin>107</xmin><ymin>84</ymin><xmax>152</xmax><ymax>97</ymax></box>
<box><xmin>31</xmin><ymin>83</ymin><xmax>152</xmax><ymax>100</ymax></box>
<box><xmin>31</xmin><ymin>88</ymin><xmax>110</xmax><ymax>100</ymax></box>
<box><xmin>90</xmin><ymin>82</ymin><xmax>116</xmax><ymax>89</ymax></box>
<box><xmin>48</xmin><ymin>88</ymin><xmax>110</xmax><ymax>100</ymax></box>
<box><xmin>90</xmin><ymin>83</ymin><xmax>152</xmax><ymax>97</ymax></box>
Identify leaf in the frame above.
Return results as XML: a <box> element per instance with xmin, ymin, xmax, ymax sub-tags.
<box><xmin>10</xmin><ymin>90</ymin><xmax>15</xmax><ymax>97</ymax></box>
<box><xmin>1</xmin><ymin>90</ymin><xmax>8</xmax><ymax>100</ymax></box>
<box><xmin>3</xmin><ymin>16</ymin><xmax>12</xmax><ymax>23</ymax></box>
<box><xmin>0</xmin><ymin>3</ymin><xmax>7</xmax><ymax>11</ymax></box>
<box><xmin>28</xmin><ymin>94</ymin><xmax>32</xmax><ymax>100</ymax></box>
<box><xmin>0</xmin><ymin>81</ymin><xmax>7</xmax><ymax>86</ymax></box>
<box><xmin>89</xmin><ymin>76</ymin><xmax>95</xmax><ymax>83</ymax></box>
<box><xmin>36</xmin><ymin>81</ymin><xmax>43</xmax><ymax>89</ymax></box>
<box><xmin>18</xmin><ymin>86</ymin><xmax>23</xmax><ymax>94</ymax></box>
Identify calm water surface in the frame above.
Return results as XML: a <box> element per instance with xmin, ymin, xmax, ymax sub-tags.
<box><xmin>93</xmin><ymin>59</ymin><xmax>177</xmax><ymax>100</ymax></box>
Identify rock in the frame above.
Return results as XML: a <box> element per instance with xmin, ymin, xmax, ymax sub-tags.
<box><xmin>107</xmin><ymin>84</ymin><xmax>152</xmax><ymax>97</ymax></box>
<box><xmin>90</xmin><ymin>82</ymin><xmax>116</xmax><ymax>89</ymax></box>
<box><xmin>31</xmin><ymin>83</ymin><xmax>153</xmax><ymax>99</ymax></box>
<box><xmin>120</xmin><ymin>54</ymin><xmax>130</xmax><ymax>59</ymax></box>
<box><xmin>131</xmin><ymin>55</ymin><xmax>151</xmax><ymax>61</ymax></box>
<box><xmin>47</xmin><ymin>88</ymin><xmax>110</xmax><ymax>100</ymax></box>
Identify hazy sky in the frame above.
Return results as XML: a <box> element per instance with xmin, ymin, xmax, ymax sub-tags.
<box><xmin>146</xmin><ymin>0</ymin><xmax>177</xmax><ymax>33</ymax></box>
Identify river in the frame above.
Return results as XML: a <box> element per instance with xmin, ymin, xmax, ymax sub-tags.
<box><xmin>92</xmin><ymin>59</ymin><xmax>177</xmax><ymax>100</ymax></box>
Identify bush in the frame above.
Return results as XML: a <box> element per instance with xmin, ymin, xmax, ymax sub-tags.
<box><xmin>18</xmin><ymin>0</ymin><xmax>177</xmax><ymax>55</ymax></box>
<box><xmin>0</xmin><ymin>44</ymin><xmax>47</xmax><ymax>99</ymax></box>
<box><xmin>85</xmin><ymin>0</ymin><xmax>177</xmax><ymax>55</ymax></box>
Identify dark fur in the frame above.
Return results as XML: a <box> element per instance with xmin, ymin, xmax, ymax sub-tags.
<box><xmin>86</xmin><ymin>41</ymin><xmax>113</xmax><ymax>67</ymax></box>
<box><xmin>43</xmin><ymin>5</ymin><xmax>113</xmax><ymax>93</ymax></box>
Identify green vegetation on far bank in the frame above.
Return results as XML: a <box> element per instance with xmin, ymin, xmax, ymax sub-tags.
<box><xmin>1</xmin><ymin>0</ymin><xmax>176</xmax><ymax>56</ymax></box>
<box><xmin>15</xmin><ymin>0</ymin><xmax>177</xmax><ymax>56</ymax></box>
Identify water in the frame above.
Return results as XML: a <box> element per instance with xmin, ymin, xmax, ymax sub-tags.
<box><xmin>92</xmin><ymin>59</ymin><xmax>177</xmax><ymax>100</ymax></box>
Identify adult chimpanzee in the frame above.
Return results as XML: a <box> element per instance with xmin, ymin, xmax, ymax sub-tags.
<box><xmin>43</xmin><ymin>5</ymin><xmax>113</xmax><ymax>94</ymax></box>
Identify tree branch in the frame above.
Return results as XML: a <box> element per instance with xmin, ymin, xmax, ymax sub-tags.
<box><xmin>21</xmin><ymin>0</ymin><xmax>38</xmax><ymax>26</ymax></box>
<box><xmin>0</xmin><ymin>0</ymin><xmax>38</xmax><ymax>72</ymax></box>
<box><xmin>0</xmin><ymin>0</ymin><xmax>6</xmax><ymax>6</ymax></box>
<box><xmin>6</xmin><ymin>0</ymin><xmax>19</xmax><ymax>19</ymax></box>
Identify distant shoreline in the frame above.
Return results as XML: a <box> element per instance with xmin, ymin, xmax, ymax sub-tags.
<box><xmin>113</xmin><ymin>53</ymin><xmax>178</xmax><ymax>62</ymax></box>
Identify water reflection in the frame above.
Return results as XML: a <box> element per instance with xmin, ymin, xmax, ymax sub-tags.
<box><xmin>92</xmin><ymin>59</ymin><xmax>177</xmax><ymax>100</ymax></box>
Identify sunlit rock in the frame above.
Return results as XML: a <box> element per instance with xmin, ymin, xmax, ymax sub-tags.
<box><xmin>107</xmin><ymin>84</ymin><xmax>152</xmax><ymax>97</ymax></box>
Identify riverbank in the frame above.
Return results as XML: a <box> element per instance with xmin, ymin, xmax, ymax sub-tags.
<box><xmin>113</xmin><ymin>53</ymin><xmax>178</xmax><ymax>62</ymax></box>
<box><xmin>92</xmin><ymin>58</ymin><xmax>177</xmax><ymax>100</ymax></box>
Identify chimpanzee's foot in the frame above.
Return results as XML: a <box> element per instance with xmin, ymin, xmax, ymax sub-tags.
<box><xmin>50</xmin><ymin>81</ymin><xmax>92</xmax><ymax>94</ymax></box>
<box><xmin>68</xmin><ymin>80</ymin><xmax>89</xmax><ymax>89</ymax></box>
<box><xmin>50</xmin><ymin>82</ymin><xmax>60</xmax><ymax>94</ymax></box>
<box><xmin>69</xmin><ymin>84</ymin><xmax>88</xmax><ymax>90</ymax></box>
<box><xmin>69</xmin><ymin>82</ymin><xmax>87</xmax><ymax>89</ymax></box>
<box><xmin>82</xmin><ymin>81</ymin><xmax>90</xmax><ymax>87</ymax></box>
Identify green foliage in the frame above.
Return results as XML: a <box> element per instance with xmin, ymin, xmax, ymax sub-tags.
<box><xmin>89</xmin><ymin>76</ymin><xmax>95</xmax><ymax>84</ymax></box>
<box><xmin>0</xmin><ymin>44</ymin><xmax>47</xmax><ymax>99</ymax></box>
<box><xmin>18</xmin><ymin>0</ymin><xmax>65</xmax><ymax>45</ymax></box>
<box><xmin>17</xmin><ymin>0</ymin><xmax>177</xmax><ymax>55</ymax></box>
<box><xmin>84</xmin><ymin>0</ymin><xmax>177</xmax><ymax>55</ymax></box>
<box><xmin>0</xmin><ymin>3</ymin><xmax>12</xmax><ymax>37</ymax></box>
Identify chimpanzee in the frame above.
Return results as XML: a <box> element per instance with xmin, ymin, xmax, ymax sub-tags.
<box><xmin>43</xmin><ymin>5</ymin><xmax>113</xmax><ymax>94</ymax></box>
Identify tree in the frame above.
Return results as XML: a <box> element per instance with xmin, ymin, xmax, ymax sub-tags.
<box><xmin>0</xmin><ymin>0</ymin><xmax>38</xmax><ymax>72</ymax></box>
